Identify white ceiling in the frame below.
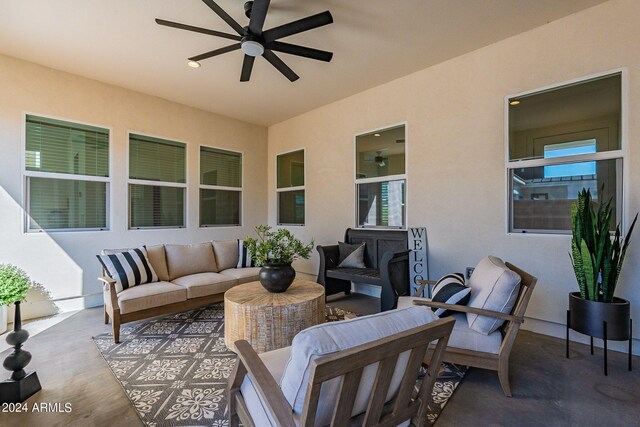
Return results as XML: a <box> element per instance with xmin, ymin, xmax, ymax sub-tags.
<box><xmin>0</xmin><ymin>0</ymin><xmax>607</xmax><ymax>126</ymax></box>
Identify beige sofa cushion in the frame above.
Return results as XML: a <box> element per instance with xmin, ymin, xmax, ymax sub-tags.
<box><xmin>219</xmin><ymin>267</ymin><xmax>261</xmax><ymax>284</ymax></box>
<box><xmin>117</xmin><ymin>281</ymin><xmax>187</xmax><ymax>314</ymax></box>
<box><xmin>172</xmin><ymin>272</ymin><xmax>238</xmax><ymax>299</ymax></box>
<box><xmin>145</xmin><ymin>244</ymin><xmax>170</xmax><ymax>282</ymax></box>
<box><xmin>165</xmin><ymin>243</ymin><xmax>218</xmax><ymax>280</ymax></box>
<box><xmin>212</xmin><ymin>240</ymin><xmax>239</xmax><ymax>272</ymax></box>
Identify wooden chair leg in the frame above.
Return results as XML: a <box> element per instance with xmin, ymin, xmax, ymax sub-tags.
<box><xmin>112</xmin><ymin>315</ymin><xmax>121</xmax><ymax>344</ymax></box>
<box><xmin>498</xmin><ymin>358</ymin><xmax>512</xmax><ymax>397</ymax></box>
<box><xmin>104</xmin><ymin>307</ymin><xmax>109</xmax><ymax>324</ymax></box>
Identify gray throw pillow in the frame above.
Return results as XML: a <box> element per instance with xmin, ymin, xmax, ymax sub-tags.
<box><xmin>338</xmin><ymin>242</ymin><xmax>366</xmax><ymax>268</ymax></box>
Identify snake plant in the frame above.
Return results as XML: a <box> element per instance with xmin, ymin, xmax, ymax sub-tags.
<box><xmin>570</xmin><ymin>188</ymin><xmax>637</xmax><ymax>302</ymax></box>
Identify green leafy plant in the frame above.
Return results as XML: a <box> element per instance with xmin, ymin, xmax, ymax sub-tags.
<box><xmin>0</xmin><ymin>264</ymin><xmax>33</xmax><ymax>306</ymax></box>
<box><xmin>570</xmin><ymin>188</ymin><xmax>637</xmax><ymax>302</ymax></box>
<box><xmin>244</xmin><ymin>225</ymin><xmax>314</xmax><ymax>266</ymax></box>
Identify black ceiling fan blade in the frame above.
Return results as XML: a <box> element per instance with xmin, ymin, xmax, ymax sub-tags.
<box><xmin>263</xmin><ymin>11</ymin><xmax>333</xmax><ymax>42</ymax></box>
<box><xmin>262</xmin><ymin>50</ymin><xmax>299</xmax><ymax>82</ymax></box>
<box><xmin>240</xmin><ymin>55</ymin><xmax>255</xmax><ymax>82</ymax></box>
<box><xmin>201</xmin><ymin>0</ymin><xmax>247</xmax><ymax>36</ymax></box>
<box><xmin>248</xmin><ymin>0</ymin><xmax>271</xmax><ymax>35</ymax></box>
<box><xmin>266</xmin><ymin>41</ymin><xmax>333</xmax><ymax>62</ymax></box>
<box><xmin>155</xmin><ymin>19</ymin><xmax>242</xmax><ymax>41</ymax></box>
<box><xmin>188</xmin><ymin>43</ymin><xmax>241</xmax><ymax>62</ymax></box>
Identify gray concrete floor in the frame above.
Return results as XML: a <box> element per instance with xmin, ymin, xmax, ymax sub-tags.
<box><xmin>0</xmin><ymin>295</ymin><xmax>638</xmax><ymax>426</ymax></box>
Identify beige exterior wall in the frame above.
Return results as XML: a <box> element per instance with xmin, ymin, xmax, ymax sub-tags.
<box><xmin>0</xmin><ymin>54</ymin><xmax>267</xmax><ymax>319</ymax></box>
<box><xmin>268</xmin><ymin>0</ymin><xmax>640</xmax><ymax>349</ymax></box>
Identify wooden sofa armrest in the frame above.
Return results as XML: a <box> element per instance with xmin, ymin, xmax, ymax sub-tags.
<box><xmin>412</xmin><ymin>298</ymin><xmax>523</xmax><ymax>324</ymax></box>
<box><xmin>98</xmin><ymin>276</ymin><xmax>119</xmax><ymax>310</ymax></box>
<box><xmin>232</xmin><ymin>340</ymin><xmax>295</xmax><ymax>427</ymax></box>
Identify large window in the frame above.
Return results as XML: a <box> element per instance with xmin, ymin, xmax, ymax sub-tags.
<box><xmin>507</xmin><ymin>72</ymin><xmax>623</xmax><ymax>233</ymax></box>
<box><xmin>277</xmin><ymin>149</ymin><xmax>305</xmax><ymax>225</ymax></box>
<box><xmin>200</xmin><ymin>146</ymin><xmax>242</xmax><ymax>227</ymax></box>
<box><xmin>128</xmin><ymin>133</ymin><xmax>186</xmax><ymax>229</ymax></box>
<box><xmin>24</xmin><ymin>115</ymin><xmax>109</xmax><ymax>231</ymax></box>
<box><xmin>355</xmin><ymin>124</ymin><xmax>406</xmax><ymax>228</ymax></box>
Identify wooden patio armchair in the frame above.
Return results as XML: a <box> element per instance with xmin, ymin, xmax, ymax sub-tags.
<box><xmin>228</xmin><ymin>316</ymin><xmax>455</xmax><ymax>427</ymax></box>
<box><xmin>411</xmin><ymin>262</ymin><xmax>537</xmax><ymax>397</ymax></box>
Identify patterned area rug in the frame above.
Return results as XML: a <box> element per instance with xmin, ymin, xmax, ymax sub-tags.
<box><xmin>93</xmin><ymin>303</ymin><xmax>466</xmax><ymax>426</ymax></box>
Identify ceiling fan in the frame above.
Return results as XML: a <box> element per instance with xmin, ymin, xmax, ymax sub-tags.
<box><xmin>156</xmin><ymin>0</ymin><xmax>334</xmax><ymax>82</ymax></box>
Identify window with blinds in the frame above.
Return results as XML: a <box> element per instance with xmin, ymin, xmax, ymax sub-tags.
<box><xmin>200</xmin><ymin>147</ymin><xmax>242</xmax><ymax>226</ymax></box>
<box><xmin>24</xmin><ymin>115</ymin><xmax>110</xmax><ymax>231</ymax></box>
<box><xmin>276</xmin><ymin>149</ymin><xmax>305</xmax><ymax>225</ymax></box>
<box><xmin>128</xmin><ymin>134</ymin><xmax>186</xmax><ymax>229</ymax></box>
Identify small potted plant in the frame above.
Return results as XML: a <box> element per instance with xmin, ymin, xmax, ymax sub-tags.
<box><xmin>244</xmin><ymin>225</ymin><xmax>314</xmax><ymax>293</ymax></box>
<box><xmin>0</xmin><ymin>264</ymin><xmax>33</xmax><ymax>334</ymax></box>
<box><xmin>569</xmin><ymin>187</ymin><xmax>637</xmax><ymax>342</ymax></box>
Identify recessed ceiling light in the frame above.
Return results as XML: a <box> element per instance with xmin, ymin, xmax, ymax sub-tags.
<box><xmin>374</xmin><ymin>133</ymin><xmax>381</xmax><ymax>137</ymax></box>
<box><xmin>509</xmin><ymin>100</ymin><xmax>521</xmax><ymax>106</ymax></box>
<box><xmin>187</xmin><ymin>60</ymin><xmax>201</xmax><ymax>68</ymax></box>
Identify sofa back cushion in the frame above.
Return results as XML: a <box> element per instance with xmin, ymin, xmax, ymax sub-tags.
<box><xmin>466</xmin><ymin>255</ymin><xmax>521</xmax><ymax>335</ymax></box>
<box><xmin>145</xmin><ymin>244</ymin><xmax>170</xmax><ymax>282</ymax></box>
<box><xmin>279</xmin><ymin>306</ymin><xmax>434</xmax><ymax>426</ymax></box>
<box><xmin>98</xmin><ymin>247</ymin><xmax>158</xmax><ymax>293</ymax></box>
<box><xmin>165</xmin><ymin>243</ymin><xmax>218</xmax><ymax>280</ymax></box>
<box><xmin>212</xmin><ymin>240</ymin><xmax>239</xmax><ymax>272</ymax></box>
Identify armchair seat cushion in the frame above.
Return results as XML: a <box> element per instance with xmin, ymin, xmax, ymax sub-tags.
<box><xmin>172</xmin><ymin>272</ymin><xmax>237</xmax><ymax>299</ymax></box>
<box><xmin>117</xmin><ymin>281</ymin><xmax>187</xmax><ymax>314</ymax></box>
<box><xmin>219</xmin><ymin>267</ymin><xmax>261</xmax><ymax>284</ymax></box>
<box><xmin>396</xmin><ymin>298</ymin><xmax>502</xmax><ymax>354</ymax></box>
<box><xmin>240</xmin><ymin>346</ymin><xmax>293</xmax><ymax>427</ymax></box>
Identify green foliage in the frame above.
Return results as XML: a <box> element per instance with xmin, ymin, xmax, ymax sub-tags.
<box><xmin>244</xmin><ymin>225</ymin><xmax>314</xmax><ymax>266</ymax></box>
<box><xmin>570</xmin><ymin>187</ymin><xmax>638</xmax><ymax>302</ymax></box>
<box><xmin>0</xmin><ymin>264</ymin><xmax>33</xmax><ymax>306</ymax></box>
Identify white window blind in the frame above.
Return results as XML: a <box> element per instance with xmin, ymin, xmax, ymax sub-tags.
<box><xmin>200</xmin><ymin>147</ymin><xmax>242</xmax><ymax>227</ymax></box>
<box><xmin>25</xmin><ymin>115</ymin><xmax>109</xmax><ymax>231</ymax></box>
<box><xmin>128</xmin><ymin>134</ymin><xmax>186</xmax><ymax>229</ymax></box>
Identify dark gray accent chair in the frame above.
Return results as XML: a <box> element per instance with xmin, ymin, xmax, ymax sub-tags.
<box><xmin>316</xmin><ymin>228</ymin><xmax>410</xmax><ymax>311</ymax></box>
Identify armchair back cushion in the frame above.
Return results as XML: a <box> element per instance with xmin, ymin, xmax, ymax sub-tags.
<box><xmin>279</xmin><ymin>306</ymin><xmax>433</xmax><ymax>426</ymax></box>
<box><xmin>466</xmin><ymin>256</ymin><xmax>521</xmax><ymax>334</ymax></box>
<box><xmin>145</xmin><ymin>244</ymin><xmax>170</xmax><ymax>282</ymax></box>
<box><xmin>212</xmin><ymin>239</ymin><xmax>239</xmax><ymax>272</ymax></box>
<box><xmin>165</xmin><ymin>243</ymin><xmax>218</xmax><ymax>280</ymax></box>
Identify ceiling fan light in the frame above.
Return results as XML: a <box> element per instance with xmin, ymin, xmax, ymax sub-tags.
<box><xmin>241</xmin><ymin>40</ymin><xmax>264</xmax><ymax>57</ymax></box>
<box><xmin>187</xmin><ymin>60</ymin><xmax>201</xmax><ymax>68</ymax></box>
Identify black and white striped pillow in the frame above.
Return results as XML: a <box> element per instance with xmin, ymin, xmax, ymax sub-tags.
<box><xmin>236</xmin><ymin>239</ymin><xmax>254</xmax><ymax>268</ymax></box>
<box><xmin>431</xmin><ymin>273</ymin><xmax>470</xmax><ymax>318</ymax></box>
<box><xmin>97</xmin><ymin>247</ymin><xmax>158</xmax><ymax>293</ymax></box>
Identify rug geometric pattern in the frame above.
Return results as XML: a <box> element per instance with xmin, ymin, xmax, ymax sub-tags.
<box><xmin>93</xmin><ymin>303</ymin><xmax>466</xmax><ymax>426</ymax></box>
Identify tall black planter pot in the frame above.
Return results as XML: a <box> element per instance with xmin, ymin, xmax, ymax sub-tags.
<box><xmin>259</xmin><ymin>263</ymin><xmax>296</xmax><ymax>293</ymax></box>
<box><xmin>567</xmin><ymin>291</ymin><xmax>632</xmax><ymax>375</ymax></box>
<box><xmin>0</xmin><ymin>301</ymin><xmax>41</xmax><ymax>403</ymax></box>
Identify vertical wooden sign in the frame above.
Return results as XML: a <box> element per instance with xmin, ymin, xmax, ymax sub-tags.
<box><xmin>408</xmin><ymin>227</ymin><xmax>429</xmax><ymax>297</ymax></box>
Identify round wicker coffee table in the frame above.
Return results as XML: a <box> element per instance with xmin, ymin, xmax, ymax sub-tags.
<box><xmin>224</xmin><ymin>280</ymin><xmax>325</xmax><ymax>353</ymax></box>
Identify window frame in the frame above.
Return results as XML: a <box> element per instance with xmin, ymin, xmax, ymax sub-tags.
<box><xmin>354</xmin><ymin>122</ymin><xmax>408</xmax><ymax>230</ymax></box>
<box><xmin>504</xmin><ymin>69</ymin><xmax>628</xmax><ymax>235</ymax></box>
<box><xmin>22</xmin><ymin>112</ymin><xmax>112</xmax><ymax>233</ymax></box>
<box><xmin>198</xmin><ymin>144</ymin><xmax>243</xmax><ymax>228</ymax></box>
<box><xmin>276</xmin><ymin>148</ymin><xmax>306</xmax><ymax>226</ymax></box>
<box><xmin>127</xmin><ymin>131</ymin><xmax>188</xmax><ymax>230</ymax></box>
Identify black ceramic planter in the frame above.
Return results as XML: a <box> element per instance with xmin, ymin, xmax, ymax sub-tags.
<box><xmin>259</xmin><ymin>263</ymin><xmax>295</xmax><ymax>293</ymax></box>
<box><xmin>568</xmin><ymin>292</ymin><xmax>630</xmax><ymax>340</ymax></box>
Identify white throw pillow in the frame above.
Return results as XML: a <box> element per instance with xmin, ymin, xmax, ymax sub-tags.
<box><xmin>279</xmin><ymin>306</ymin><xmax>435</xmax><ymax>426</ymax></box>
<box><xmin>466</xmin><ymin>256</ymin><xmax>521</xmax><ymax>335</ymax></box>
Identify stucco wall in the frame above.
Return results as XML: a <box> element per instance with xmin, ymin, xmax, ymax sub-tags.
<box><xmin>268</xmin><ymin>0</ymin><xmax>640</xmax><ymax>351</ymax></box>
<box><xmin>0</xmin><ymin>54</ymin><xmax>268</xmax><ymax>319</ymax></box>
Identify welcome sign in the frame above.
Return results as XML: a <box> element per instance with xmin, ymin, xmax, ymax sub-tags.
<box><xmin>408</xmin><ymin>227</ymin><xmax>429</xmax><ymax>297</ymax></box>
